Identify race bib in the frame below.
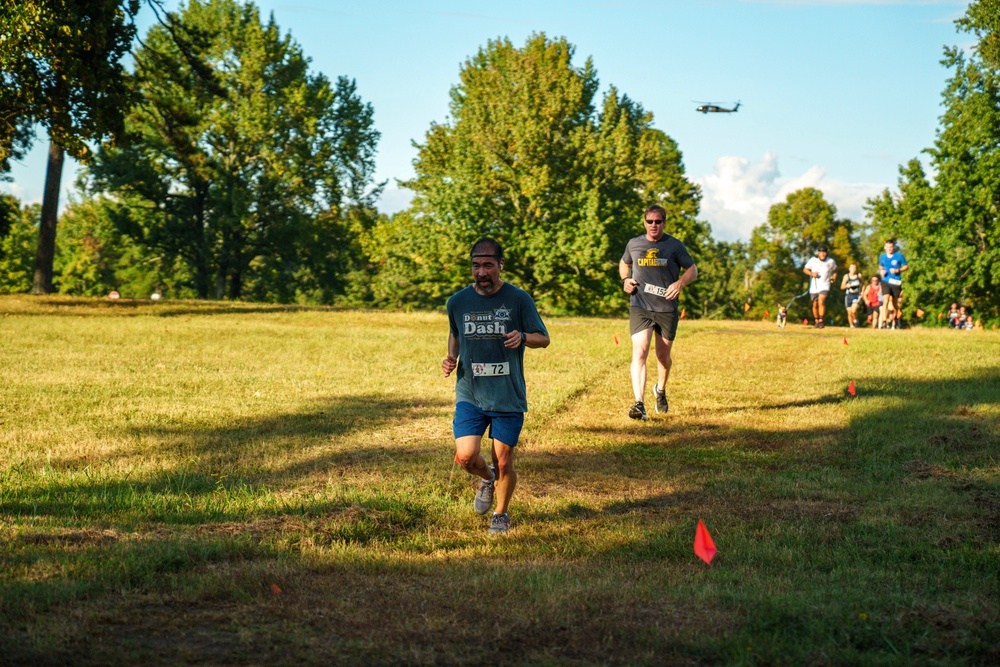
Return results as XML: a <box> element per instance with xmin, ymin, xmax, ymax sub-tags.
<box><xmin>472</xmin><ymin>362</ymin><xmax>510</xmax><ymax>377</ymax></box>
<box><xmin>643</xmin><ymin>283</ymin><xmax>670</xmax><ymax>298</ymax></box>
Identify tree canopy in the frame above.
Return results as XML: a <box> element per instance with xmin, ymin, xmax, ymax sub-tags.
<box><xmin>0</xmin><ymin>0</ymin><xmax>141</xmax><ymax>172</ymax></box>
<box><xmin>87</xmin><ymin>0</ymin><xmax>381</xmax><ymax>302</ymax></box>
<box><xmin>377</xmin><ymin>34</ymin><xmax>705</xmax><ymax>315</ymax></box>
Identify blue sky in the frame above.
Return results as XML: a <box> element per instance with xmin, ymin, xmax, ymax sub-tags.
<box><xmin>1</xmin><ymin>0</ymin><xmax>972</xmax><ymax>240</ymax></box>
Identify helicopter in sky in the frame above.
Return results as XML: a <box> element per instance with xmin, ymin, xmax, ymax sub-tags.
<box><xmin>695</xmin><ymin>101</ymin><xmax>741</xmax><ymax>114</ymax></box>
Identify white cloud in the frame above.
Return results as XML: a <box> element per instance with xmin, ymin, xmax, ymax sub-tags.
<box><xmin>694</xmin><ymin>153</ymin><xmax>886</xmax><ymax>241</ymax></box>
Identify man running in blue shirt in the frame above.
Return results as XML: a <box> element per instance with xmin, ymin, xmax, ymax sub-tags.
<box><xmin>878</xmin><ymin>239</ymin><xmax>909</xmax><ymax>329</ymax></box>
<box><xmin>442</xmin><ymin>238</ymin><xmax>550</xmax><ymax>534</ymax></box>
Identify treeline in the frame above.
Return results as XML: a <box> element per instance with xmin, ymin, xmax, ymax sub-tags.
<box><xmin>1</xmin><ymin>0</ymin><xmax>998</xmax><ymax>325</ymax></box>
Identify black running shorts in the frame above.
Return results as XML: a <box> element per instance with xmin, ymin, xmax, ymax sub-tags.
<box><xmin>629</xmin><ymin>307</ymin><xmax>679</xmax><ymax>340</ymax></box>
<box><xmin>881</xmin><ymin>283</ymin><xmax>902</xmax><ymax>299</ymax></box>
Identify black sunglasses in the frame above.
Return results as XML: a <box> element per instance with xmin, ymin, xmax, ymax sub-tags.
<box><xmin>644</xmin><ymin>219</ymin><xmax>664</xmax><ymax>225</ymax></box>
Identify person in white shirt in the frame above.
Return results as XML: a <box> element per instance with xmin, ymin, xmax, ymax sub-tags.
<box><xmin>803</xmin><ymin>245</ymin><xmax>837</xmax><ymax>329</ymax></box>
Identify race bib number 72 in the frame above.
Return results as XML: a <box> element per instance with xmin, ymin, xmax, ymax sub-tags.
<box><xmin>472</xmin><ymin>362</ymin><xmax>510</xmax><ymax>377</ymax></box>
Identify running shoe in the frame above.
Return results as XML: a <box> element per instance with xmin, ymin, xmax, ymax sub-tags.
<box><xmin>628</xmin><ymin>401</ymin><xmax>647</xmax><ymax>420</ymax></box>
<box><xmin>654</xmin><ymin>385</ymin><xmax>668</xmax><ymax>414</ymax></box>
<box><xmin>488</xmin><ymin>512</ymin><xmax>510</xmax><ymax>534</ymax></box>
<box><xmin>473</xmin><ymin>466</ymin><xmax>495</xmax><ymax>515</ymax></box>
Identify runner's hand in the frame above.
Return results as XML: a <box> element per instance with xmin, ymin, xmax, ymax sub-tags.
<box><xmin>442</xmin><ymin>354</ymin><xmax>457</xmax><ymax>377</ymax></box>
<box><xmin>664</xmin><ymin>280</ymin><xmax>683</xmax><ymax>300</ymax></box>
<box><xmin>503</xmin><ymin>329</ymin><xmax>522</xmax><ymax>349</ymax></box>
<box><xmin>623</xmin><ymin>278</ymin><xmax>638</xmax><ymax>294</ymax></box>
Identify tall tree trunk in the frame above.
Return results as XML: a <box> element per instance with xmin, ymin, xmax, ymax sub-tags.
<box><xmin>32</xmin><ymin>140</ymin><xmax>64</xmax><ymax>294</ymax></box>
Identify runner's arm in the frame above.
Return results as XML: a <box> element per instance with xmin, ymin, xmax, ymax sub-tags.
<box><xmin>442</xmin><ymin>332</ymin><xmax>459</xmax><ymax>376</ymax></box>
<box><xmin>665</xmin><ymin>263</ymin><xmax>698</xmax><ymax>300</ymax></box>
<box><xmin>619</xmin><ymin>259</ymin><xmax>637</xmax><ymax>293</ymax></box>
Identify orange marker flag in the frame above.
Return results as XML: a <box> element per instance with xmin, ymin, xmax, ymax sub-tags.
<box><xmin>765</xmin><ymin>309</ymin><xmax>771</xmax><ymax>318</ymax></box>
<box><xmin>915</xmin><ymin>308</ymin><xmax>925</xmax><ymax>318</ymax></box>
<box><xmin>803</xmin><ymin>318</ymin><xmax>810</xmax><ymax>325</ymax></box>
<box><xmin>848</xmin><ymin>380</ymin><xmax>856</xmax><ymax>396</ymax></box>
<box><xmin>694</xmin><ymin>520</ymin><xmax>717</xmax><ymax>564</ymax></box>
<box><xmin>614</xmin><ymin>334</ymin><xmax>621</xmax><ymax>346</ymax></box>
<box><xmin>680</xmin><ymin>308</ymin><xmax>687</xmax><ymax>319</ymax></box>
<box><xmin>843</xmin><ymin>336</ymin><xmax>848</xmax><ymax>346</ymax></box>
<box><xmin>938</xmin><ymin>312</ymin><xmax>944</xmax><ymax>320</ymax></box>
<box><xmin>744</xmin><ymin>302</ymin><xmax>751</xmax><ymax>313</ymax></box>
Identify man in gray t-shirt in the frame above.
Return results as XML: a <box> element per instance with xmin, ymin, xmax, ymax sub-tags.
<box><xmin>442</xmin><ymin>238</ymin><xmax>549</xmax><ymax>534</ymax></box>
<box><xmin>619</xmin><ymin>204</ymin><xmax>697</xmax><ymax>420</ymax></box>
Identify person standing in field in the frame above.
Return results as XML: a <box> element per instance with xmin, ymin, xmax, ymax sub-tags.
<box><xmin>878</xmin><ymin>239</ymin><xmax>909</xmax><ymax>330</ymax></box>
<box><xmin>619</xmin><ymin>204</ymin><xmax>698</xmax><ymax>420</ymax></box>
<box><xmin>442</xmin><ymin>238</ymin><xmax>550</xmax><ymax>535</ymax></box>
<box><xmin>803</xmin><ymin>246</ymin><xmax>837</xmax><ymax>329</ymax></box>
<box><xmin>840</xmin><ymin>263</ymin><xmax>863</xmax><ymax>328</ymax></box>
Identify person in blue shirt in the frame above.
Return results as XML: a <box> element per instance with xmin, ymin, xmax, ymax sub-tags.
<box><xmin>878</xmin><ymin>239</ymin><xmax>909</xmax><ymax>329</ymax></box>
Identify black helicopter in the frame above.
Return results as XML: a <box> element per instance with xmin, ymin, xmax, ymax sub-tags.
<box><xmin>695</xmin><ymin>101</ymin><xmax>741</xmax><ymax>114</ymax></box>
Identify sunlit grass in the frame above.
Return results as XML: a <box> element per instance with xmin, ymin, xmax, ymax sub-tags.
<box><xmin>1</xmin><ymin>295</ymin><xmax>998</xmax><ymax>665</ymax></box>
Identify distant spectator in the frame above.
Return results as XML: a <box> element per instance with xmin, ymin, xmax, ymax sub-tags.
<box><xmin>957</xmin><ymin>306</ymin><xmax>974</xmax><ymax>330</ymax></box>
<box><xmin>947</xmin><ymin>303</ymin><xmax>961</xmax><ymax>328</ymax></box>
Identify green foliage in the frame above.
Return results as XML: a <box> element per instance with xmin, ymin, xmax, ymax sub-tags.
<box><xmin>868</xmin><ymin>7</ymin><xmax>1000</xmax><ymax>324</ymax></box>
<box><xmin>956</xmin><ymin>0</ymin><xmax>1000</xmax><ymax>70</ymax></box>
<box><xmin>750</xmin><ymin>188</ymin><xmax>861</xmax><ymax>322</ymax></box>
<box><xmin>0</xmin><ymin>202</ymin><xmax>39</xmax><ymax>293</ymax></box>
<box><xmin>87</xmin><ymin>0</ymin><xmax>381</xmax><ymax>302</ymax></box>
<box><xmin>54</xmin><ymin>196</ymin><xmax>195</xmax><ymax>298</ymax></box>
<box><xmin>691</xmin><ymin>239</ymin><xmax>754</xmax><ymax>320</ymax></box>
<box><xmin>388</xmin><ymin>34</ymin><xmax>702</xmax><ymax>315</ymax></box>
<box><xmin>0</xmin><ymin>0</ymin><xmax>140</xmax><ymax>171</ymax></box>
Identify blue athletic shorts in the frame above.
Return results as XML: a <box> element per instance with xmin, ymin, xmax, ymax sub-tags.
<box><xmin>452</xmin><ymin>401</ymin><xmax>525</xmax><ymax>447</ymax></box>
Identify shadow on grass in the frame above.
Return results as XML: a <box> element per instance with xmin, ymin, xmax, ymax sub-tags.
<box><xmin>2</xmin><ymin>367</ymin><xmax>999</xmax><ymax>664</ymax></box>
<box><xmin>1</xmin><ymin>394</ymin><xmax>449</xmax><ymax>526</ymax></box>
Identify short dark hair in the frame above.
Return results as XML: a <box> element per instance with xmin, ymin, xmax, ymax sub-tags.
<box><xmin>817</xmin><ymin>245</ymin><xmax>828</xmax><ymax>253</ymax></box>
<box><xmin>644</xmin><ymin>204</ymin><xmax>666</xmax><ymax>219</ymax></box>
<box><xmin>471</xmin><ymin>238</ymin><xmax>503</xmax><ymax>261</ymax></box>
<box><xmin>885</xmin><ymin>238</ymin><xmax>896</xmax><ymax>245</ymax></box>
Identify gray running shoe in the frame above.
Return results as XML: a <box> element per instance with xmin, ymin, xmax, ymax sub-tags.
<box><xmin>653</xmin><ymin>385</ymin><xmax>668</xmax><ymax>414</ymax></box>
<box><xmin>488</xmin><ymin>512</ymin><xmax>510</xmax><ymax>534</ymax></box>
<box><xmin>628</xmin><ymin>401</ymin><xmax>647</xmax><ymax>420</ymax></box>
<box><xmin>473</xmin><ymin>466</ymin><xmax>495</xmax><ymax>515</ymax></box>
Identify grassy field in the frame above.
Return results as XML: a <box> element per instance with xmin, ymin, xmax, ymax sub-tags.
<box><xmin>1</xmin><ymin>295</ymin><xmax>998</xmax><ymax>665</ymax></box>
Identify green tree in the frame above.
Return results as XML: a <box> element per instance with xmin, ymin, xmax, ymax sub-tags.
<box><xmin>0</xmin><ymin>202</ymin><xmax>39</xmax><ymax>293</ymax></box>
<box><xmin>88</xmin><ymin>0</ymin><xmax>381</xmax><ymax>302</ymax></box>
<box><xmin>0</xmin><ymin>0</ymin><xmax>143</xmax><ymax>293</ymax></box>
<box><xmin>750</xmin><ymin>187</ymin><xmax>861</xmax><ymax>322</ymax></box>
<box><xmin>868</xmin><ymin>3</ymin><xmax>1000</xmax><ymax>323</ymax></box>
<box><xmin>392</xmin><ymin>34</ymin><xmax>702</xmax><ymax>315</ymax></box>
<box><xmin>956</xmin><ymin>0</ymin><xmax>1000</xmax><ymax>70</ymax></box>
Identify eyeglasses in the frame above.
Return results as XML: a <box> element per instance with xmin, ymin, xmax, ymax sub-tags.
<box><xmin>644</xmin><ymin>219</ymin><xmax>664</xmax><ymax>225</ymax></box>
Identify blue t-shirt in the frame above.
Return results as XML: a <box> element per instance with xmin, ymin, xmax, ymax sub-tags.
<box><xmin>447</xmin><ymin>282</ymin><xmax>548</xmax><ymax>413</ymax></box>
<box><xmin>879</xmin><ymin>251</ymin><xmax>907</xmax><ymax>286</ymax></box>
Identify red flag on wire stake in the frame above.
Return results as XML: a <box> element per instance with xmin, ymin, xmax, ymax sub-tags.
<box><xmin>765</xmin><ymin>309</ymin><xmax>770</xmax><ymax>318</ymax></box>
<box><xmin>614</xmin><ymin>334</ymin><xmax>620</xmax><ymax>346</ymax></box>
<box><xmin>843</xmin><ymin>336</ymin><xmax>848</xmax><ymax>346</ymax></box>
<box><xmin>694</xmin><ymin>520</ymin><xmax>717</xmax><ymax>564</ymax></box>
<box><xmin>848</xmin><ymin>380</ymin><xmax>856</xmax><ymax>396</ymax></box>
<box><xmin>803</xmin><ymin>318</ymin><xmax>809</xmax><ymax>325</ymax></box>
